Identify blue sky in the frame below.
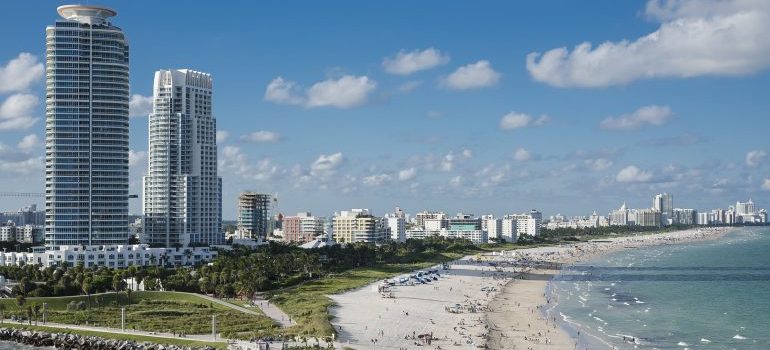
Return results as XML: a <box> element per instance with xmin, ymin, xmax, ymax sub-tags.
<box><xmin>1</xmin><ymin>0</ymin><xmax>769</xmax><ymax>219</ymax></box>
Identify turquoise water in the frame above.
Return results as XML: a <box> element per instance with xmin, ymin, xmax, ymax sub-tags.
<box><xmin>548</xmin><ymin>227</ymin><xmax>770</xmax><ymax>349</ymax></box>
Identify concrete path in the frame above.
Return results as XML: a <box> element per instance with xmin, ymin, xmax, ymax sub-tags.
<box><xmin>4</xmin><ymin>319</ymin><xmax>223</xmax><ymax>344</ymax></box>
<box><xmin>191</xmin><ymin>293</ymin><xmax>296</xmax><ymax>328</ymax></box>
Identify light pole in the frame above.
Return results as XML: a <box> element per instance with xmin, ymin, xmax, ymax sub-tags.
<box><xmin>211</xmin><ymin>314</ymin><xmax>216</xmax><ymax>340</ymax></box>
<box><xmin>42</xmin><ymin>303</ymin><xmax>47</xmax><ymax>325</ymax></box>
<box><xmin>121</xmin><ymin>307</ymin><xmax>125</xmax><ymax>332</ymax></box>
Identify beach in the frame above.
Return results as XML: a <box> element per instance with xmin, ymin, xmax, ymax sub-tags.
<box><xmin>331</xmin><ymin>227</ymin><xmax>730</xmax><ymax>350</ymax></box>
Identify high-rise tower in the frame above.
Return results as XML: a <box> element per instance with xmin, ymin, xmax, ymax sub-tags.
<box><xmin>142</xmin><ymin>69</ymin><xmax>223</xmax><ymax>247</ymax></box>
<box><xmin>45</xmin><ymin>5</ymin><xmax>130</xmax><ymax>249</ymax></box>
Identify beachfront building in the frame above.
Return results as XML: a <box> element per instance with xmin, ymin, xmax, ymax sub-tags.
<box><xmin>653</xmin><ymin>193</ymin><xmax>674</xmax><ymax>225</ymax></box>
<box><xmin>415</xmin><ymin>211</ymin><xmax>447</xmax><ymax>229</ymax></box>
<box><xmin>45</xmin><ymin>5</ymin><xmax>130</xmax><ymax>249</ymax></box>
<box><xmin>283</xmin><ymin>212</ymin><xmax>325</xmax><ymax>243</ymax></box>
<box><xmin>507</xmin><ymin>210</ymin><xmax>541</xmax><ymax>236</ymax></box>
<box><xmin>236</xmin><ymin>192</ymin><xmax>272</xmax><ymax>240</ymax></box>
<box><xmin>673</xmin><ymin>208</ymin><xmax>697</xmax><ymax>225</ymax></box>
<box><xmin>483</xmin><ymin>216</ymin><xmax>502</xmax><ymax>241</ymax></box>
<box><xmin>439</xmin><ymin>228</ymin><xmax>488</xmax><ymax>244</ymax></box>
<box><xmin>697</xmin><ymin>212</ymin><xmax>714</xmax><ymax>225</ymax></box>
<box><xmin>0</xmin><ymin>245</ymin><xmax>215</xmax><ymax>268</ymax></box>
<box><xmin>143</xmin><ymin>69</ymin><xmax>223</xmax><ymax>247</ymax></box>
<box><xmin>610</xmin><ymin>203</ymin><xmax>630</xmax><ymax>226</ymax></box>
<box><xmin>332</xmin><ymin>209</ymin><xmax>387</xmax><ymax>244</ymax></box>
<box><xmin>385</xmin><ymin>212</ymin><xmax>406</xmax><ymax>242</ymax></box>
<box><xmin>635</xmin><ymin>209</ymin><xmax>662</xmax><ymax>227</ymax></box>
<box><xmin>501</xmin><ymin>217</ymin><xmax>517</xmax><ymax>242</ymax></box>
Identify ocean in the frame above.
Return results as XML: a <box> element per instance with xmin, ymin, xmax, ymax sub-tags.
<box><xmin>548</xmin><ymin>227</ymin><xmax>770</xmax><ymax>349</ymax></box>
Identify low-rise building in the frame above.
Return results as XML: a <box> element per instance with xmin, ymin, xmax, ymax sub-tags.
<box><xmin>0</xmin><ymin>244</ymin><xmax>216</xmax><ymax>268</ymax></box>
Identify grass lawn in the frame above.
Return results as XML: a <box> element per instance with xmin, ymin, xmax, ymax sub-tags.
<box><xmin>267</xmin><ymin>252</ymin><xmax>464</xmax><ymax>337</ymax></box>
<box><xmin>0</xmin><ymin>323</ymin><xmax>227</xmax><ymax>349</ymax></box>
<box><xmin>0</xmin><ymin>291</ymin><xmax>276</xmax><ymax>339</ymax></box>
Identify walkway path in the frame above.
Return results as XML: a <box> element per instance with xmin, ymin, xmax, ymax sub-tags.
<box><xmin>4</xmin><ymin>319</ymin><xmax>222</xmax><ymax>344</ymax></box>
<box><xmin>191</xmin><ymin>293</ymin><xmax>296</xmax><ymax>328</ymax></box>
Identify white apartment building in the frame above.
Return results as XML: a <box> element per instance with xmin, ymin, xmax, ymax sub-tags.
<box><xmin>483</xmin><ymin>217</ymin><xmax>502</xmax><ymax>241</ymax></box>
<box><xmin>439</xmin><ymin>229</ymin><xmax>488</xmax><ymax>244</ymax></box>
<box><xmin>501</xmin><ymin>218</ymin><xmax>517</xmax><ymax>242</ymax></box>
<box><xmin>143</xmin><ymin>69</ymin><xmax>223</xmax><ymax>247</ymax></box>
<box><xmin>385</xmin><ymin>214</ymin><xmax>406</xmax><ymax>242</ymax></box>
<box><xmin>0</xmin><ymin>245</ymin><xmax>216</xmax><ymax>268</ymax></box>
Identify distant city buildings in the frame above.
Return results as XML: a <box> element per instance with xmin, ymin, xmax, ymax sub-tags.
<box><xmin>653</xmin><ymin>193</ymin><xmax>674</xmax><ymax>225</ymax></box>
<box><xmin>283</xmin><ymin>212</ymin><xmax>325</xmax><ymax>243</ymax></box>
<box><xmin>332</xmin><ymin>209</ymin><xmax>387</xmax><ymax>244</ymax></box>
<box><xmin>143</xmin><ymin>69</ymin><xmax>223</xmax><ymax>247</ymax></box>
<box><xmin>236</xmin><ymin>192</ymin><xmax>272</xmax><ymax>240</ymax></box>
<box><xmin>385</xmin><ymin>207</ymin><xmax>406</xmax><ymax>243</ymax></box>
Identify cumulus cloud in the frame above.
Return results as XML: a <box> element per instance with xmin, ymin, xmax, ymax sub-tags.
<box><xmin>439</xmin><ymin>149</ymin><xmax>473</xmax><ymax>172</ymax></box>
<box><xmin>600</xmin><ymin>105</ymin><xmax>672</xmax><ymax>130</ymax></box>
<box><xmin>216</xmin><ymin>130</ymin><xmax>229</xmax><ymax>143</ymax></box>
<box><xmin>526</xmin><ymin>0</ymin><xmax>770</xmax><ymax>87</ymax></box>
<box><xmin>0</xmin><ymin>156</ymin><xmax>44</xmax><ymax>175</ymax></box>
<box><xmin>616</xmin><ymin>165</ymin><xmax>653</xmax><ymax>183</ymax></box>
<box><xmin>383</xmin><ymin>48</ymin><xmax>450</xmax><ymax>75</ymax></box>
<box><xmin>763</xmin><ymin>178</ymin><xmax>770</xmax><ymax>191</ymax></box>
<box><xmin>129</xmin><ymin>94</ymin><xmax>153</xmax><ymax>118</ymax></box>
<box><xmin>585</xmin><ymin>158</ymin><xmax>613</xmax><ymax>171</ymax></box>
<box><xmin>311</xmin><ymin>152</ymin><xmax>345</xmax><ymax>176</ymax></box>
<box><xmin>441</xmin><ymin>60</ymin><xmax>500</xmax><ymax>90</ymax></box>
<box><xmin>0</xmin><ymin>53</ymin><xmax>44</xmax><ymax>93</ymax></box>
<box><xmin>265</xmin><ymin>75</ymin><xmax>377</xmax><ymax>109</ymax></box>
<box><xmin>241</xmin><ymin>130</ymin><xmax>282</xmax><ymax>143</ymax></box>
<box><xmin>398</xmin><ymin>167</ymin><xmax>417</xmax><ymax>181</ymax></box>
<box><xmin>363</xmin><ymin>173</ymin><xmax>393</xmax><ymax>186</ymax></box>
<box><xmin>513</xmin><ymin>148</ymin><xmax>532</xmax><ymax>161</ymax></box>
<box><xmin>0</xmin><ymin>93</ymin><xmax>39</xmax><ymax>131</ymax></box>
<box><xmin>128</xmin><ymin>150</ymin><xmax>147</xmax><ymax>167</ymax></box>
<box><xmin>17</xmin><ymin>134</ymin><xmax>39</xmax><ymax>152</ymax></box>
<box><xmin>746</xmin><ymin>150</ymin><xmax>767</xmax><ymax>167</ymax></box>
<box><xmin>264</xmin><ymin>77</ymin><xmax>304</xmax><ymax>106</ymax></box>
<box><xmin>499</xmin><ymin>112</ymin><xmax>550</xmax><ymax>130</ymax></box>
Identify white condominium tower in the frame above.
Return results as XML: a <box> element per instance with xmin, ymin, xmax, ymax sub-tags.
<box><xmin>143</xmin><ymin>69</ymin><xmax>223</xmax><ymax>247</ymax></box>
<box><xmin>45</xmin><ymin>5</ymin><xmax>130</xmax><ymax>249</ymax></box>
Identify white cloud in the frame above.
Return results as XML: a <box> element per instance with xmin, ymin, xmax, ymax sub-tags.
<box><xmin>129</xmin><ymin>94</ymin><xmax>153</xmax><ymax>118</ymax></box>
<box><xmin>762</xmin><ymin>178</ymin><xmax>770</xmax><ymax>191</ymax></box>
<box><xmin>526</xmin><ymin>0</ymin><xmax>770</xmax><ymax>87</ymax></box>
<box><xmin>585</xmin><ymin>158</ymin><xmax>613</xmax><ymax>171</ymax></box>
<box><xmin>264</xmin><ymin>77</ymin><xmax>304</xmax><ymax>106</ymax></box>
<box><xmin>382</xmin><ymin>48</ymin><xmax>450</xmax><ymax>75</ymax></box>
<box><xmin>17</xmin><ymin>134</ymin><xmax>39</xmax><ymax>152</ymax></box>
<box><xmin>265</xmin><ymin>75</ymin><xmax>377</xmax><ymax>109</ymax></box>
<box><xmin>439</xmin><ymin>149</ymin><xmax>473</xmax><ymax>172</ymax></box>
<box><xmin>600</xmin><ymin>105</ymin><xmax>672</xmax><ymax>130</ymax></box>
<box><xmin>0</xmin><ymin>156</ymin><xmax>43</xmax><ymax>175</ymax></box>
<box><xmin>616</xmin><ymin>165</ymin><xmax>653</xmax><ymax>183</ymax></box>
<box><xmin>128</xmin><ymin>150</ymin><xmax>147</xmax><ymax>167</ymax></box>
<box><xmin>363</xmin><ymin>173</ymin><xmax>393</xmax><ymax>186</ymax></box>
<box><xmin>441</xmin><ymin>60</ymin><xmax>500</xmax><ymax>90</ymax></box>
<box><xmin>0</xmin><ymin>93</ymin><xmax>39</xmax><ymax>131</ymax></box>
<box><xmin>449</xmin><ymin>175</ymin><xmax>463</xmax><ymax>187</ymax></box>
<box><xmin>499</xmin><ymin>112</ymin><xmax>550</xmax><ymax>130</ymax></box>
<box><xmin>307</xmin><ymin>75</ymin><xmax>377</xmax><ymax>108</ymax></box>
<box><xmin>398</xmin><ymin>167</ymin><xmax>417</xmax><ymax>181</ymax></box>
<box><xmin>746</xmin><ymin>150</ymin><xmax>767</xmax><ymax>167</ymax></box>
<box><xmin>252</xmin><ymin>158</ymin><xmax>280</xmax><ymax>181</ymax></box>
<box><xmin>0</xmin><ymin>53</ymin><xmax>44</xmax><ymax>93</ymax></box>
<box><xmin>513</xmin><ymin>148</ymin><xmax>532</xmax><ymax>161</ymax></box>
<box><xmin>241</xmin><ymin>130</ymin><xmax>282</xmax><ymax>143</ymax></box>
<box><xmin>397</xmin><ymin>80</ymin><xmax>422</xmax><ymax>93</ymax></box>
<box><xmin>216</xmin><ymin>130</ymin><xmax>229</xmax><ymax>143</ymax></box>
<box><xmin>311</xmin><ymin>152</ymin><xmax>345</xmax><ymax>176</ymax></box>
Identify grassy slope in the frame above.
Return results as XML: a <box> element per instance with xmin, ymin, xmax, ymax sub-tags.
<box><xmin>0</xmin><ymin>323</ymin><xmax>226</xmax><ymax>349</ymax></box>
<box><xmin>0</xmin><ymin>291</ymin><xmax>276</xmax><ymax>339</ymax></box>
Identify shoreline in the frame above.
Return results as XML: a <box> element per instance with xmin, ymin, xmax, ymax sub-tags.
<box><xmin>485</xmin><ymin>226</ymin><xmax>733</xmax><ymax>350</ymax></box>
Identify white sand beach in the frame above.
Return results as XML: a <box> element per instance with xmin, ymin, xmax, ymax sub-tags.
<box><xmin>331</xmin><ymin>227</ymin><xmax>730</xmax><ymax>350</ymax></box>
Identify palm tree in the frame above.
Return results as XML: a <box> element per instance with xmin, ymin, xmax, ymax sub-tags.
<box><xmin>32</xmin><ymin>304</ymin><xmax>40</xmax><ymax>326</ymax></box>
<box><xmin>0</xmin><ymin>304</ymin><xmax>6</xmax><ymax>324</ymax></box>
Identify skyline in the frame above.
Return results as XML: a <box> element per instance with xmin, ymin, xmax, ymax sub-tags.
<box><xmin>0</xmin><ymin>1</ymin><xmax>769</xmax><ymax>219</ymax></box>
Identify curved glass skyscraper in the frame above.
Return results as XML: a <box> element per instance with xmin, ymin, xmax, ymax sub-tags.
<box><xmin>45</xmin><ymin>5</ymin><xmax>130</xmax><ymax>249</ymax></box>
<box><xmin>143</xmin><ymin>69</ymin><xmax>223</xmax><ymax>247</ymax></box>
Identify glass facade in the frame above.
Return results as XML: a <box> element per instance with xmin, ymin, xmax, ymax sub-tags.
<box><xmin>44</xmin><ymin>6</ymin><xmax>129</xmax><ymax>249</ymax></box>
